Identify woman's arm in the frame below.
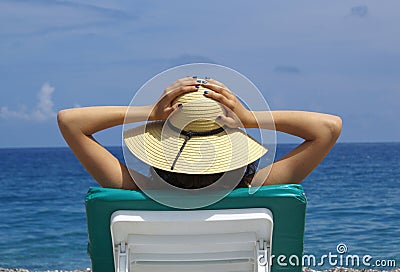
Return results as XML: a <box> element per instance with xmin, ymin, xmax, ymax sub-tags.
<box><xmin>57</xmin><ymin>106</ymin><xmax>151</xmax><ymax>189</ymax></box>
<box><xmin>253</xmin><ymin>110</ymin><xmax>342</xmax><ymax>185</ymax></box>
<box><xmin>203</xmin><ymin>79</ymin><xmax>342</xmax><ymax>185</ymax></box>
<box><xmin>58</xmin><ymin>77</ymin><xmax>199</xmax><ymax>189</ymax></box>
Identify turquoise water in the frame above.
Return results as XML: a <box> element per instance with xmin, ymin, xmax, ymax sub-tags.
<box><xmin>0</xmin><ymin>143</ymin><xmax>399</xmax><ymax>270</ymax></box>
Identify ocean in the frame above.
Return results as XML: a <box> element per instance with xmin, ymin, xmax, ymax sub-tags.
<box><xmin>0</xmin><ymin>143</ymin><xmax>399</xmax><ymax>271</ymax></box>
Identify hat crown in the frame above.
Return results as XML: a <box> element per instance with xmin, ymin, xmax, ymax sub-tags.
<box><xmin>170</xmin><ymin>86</ymin><xmax>224</xmax><ymax>132</ymax></box>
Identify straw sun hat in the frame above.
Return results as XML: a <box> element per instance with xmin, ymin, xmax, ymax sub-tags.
<box><xmin>123</xmin><ymin>85</ymin><xmax>267</xmax><ymax>175</ymax></box>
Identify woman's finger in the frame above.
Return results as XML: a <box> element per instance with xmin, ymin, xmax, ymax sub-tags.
<box><xmin>170</xmin><ymin>102</ymin><xmax>183</xmax><ymax>112</ymax></box>
<box><xmin>215</xmin><ymin>115</ymin><xmax>238</xmax><ymax>128</ymax></box>
<box><xmin>163</xmin><ymin>85</ymin><xmax>199</xmax><ymax>102</ymax></box>
<box><xmin>206</xmin><ymin>78</ymin><xmax>227</xmax><ymax>89</ymax></box>
<box><xmin>164</xmin><ymin>78</ymin><xmax>198</xmax><ymax>93</ymax></box>
<box><xmin>203</xmin><ymin>89</ymin><xmax>235</xmax><ymax>110</ymax></box>
<box><xmin>203</xmin><ymin>83</ymin><xmax>235</xmax><ymax>101</ymax></box>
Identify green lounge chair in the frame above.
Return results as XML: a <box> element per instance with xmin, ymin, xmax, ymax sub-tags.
<box><xmin>85</xmin><ymin>184</ymin><xmax>306</xmax><ymax>272</ymax></box>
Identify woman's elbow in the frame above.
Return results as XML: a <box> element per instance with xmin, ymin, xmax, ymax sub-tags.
<box><xmin>323</xmin><ymin>115</ymin><xmax>342</xmax><ymax>141</ymax></box>
<box><xmin>57</xmin><ymin>109</ymin><xmax>78</xmax><ymax>131</ymax></box>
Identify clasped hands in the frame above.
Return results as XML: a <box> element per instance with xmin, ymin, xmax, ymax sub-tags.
<box><xmin>148</xmin><ymin>77</ymin><xmax>256</xmax><ymax>128</ymax></box>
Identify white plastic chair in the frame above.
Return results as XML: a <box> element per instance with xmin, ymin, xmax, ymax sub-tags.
<box><xmin>110</xmin><ymin>208</ymin><xmax>273</xmax><ymax>272</ymax></box>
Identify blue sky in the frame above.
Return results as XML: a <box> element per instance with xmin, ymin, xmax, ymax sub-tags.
<box><xmin>0</xmin><ymin>0</ymin><xmax>399</xmax><ymax>147</ymax></box>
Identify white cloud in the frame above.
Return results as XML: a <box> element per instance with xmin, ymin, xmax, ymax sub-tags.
<box><xmin>0</xmin><ymin>82</ymin><xmax>57</xmax><ymax>121</ymax></box>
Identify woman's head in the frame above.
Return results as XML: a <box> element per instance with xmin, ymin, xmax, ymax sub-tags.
<box><xmin>124</xmin><ymin>86</ymin><xmax>267</xmax><ymax>175</ymax></box>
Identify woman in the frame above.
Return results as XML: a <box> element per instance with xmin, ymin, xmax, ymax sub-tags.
<box><xmin>57</xmin><ymin>77</ymin><xmax>342</xmax><ymax>190</ymax></box>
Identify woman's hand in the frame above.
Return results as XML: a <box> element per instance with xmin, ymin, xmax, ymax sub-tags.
<box><xmin>202</xmin><ymin>78</ymin><xmax>256</xmax><ymax>128</ymax></box>
<box><xmin>149</xmin><ymin>77</ymin><xmax>199</xmax><ymax>121</ymax></box>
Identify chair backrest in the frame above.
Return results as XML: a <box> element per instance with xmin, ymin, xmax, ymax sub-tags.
<box><xmin>85</xmin><ymin>184</ymin><xmax>306</xmax><ymax>272</ymax></box>
<box><xmin>110</xmin><ymin>208</ymin><xmax>273</xmax><ymax>272</ymax></box>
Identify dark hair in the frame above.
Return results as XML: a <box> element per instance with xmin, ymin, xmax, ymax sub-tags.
<box><xmin>150</xmin><ymin>161</ymin><xmax>258</xmax><ymax>189</ymax></box>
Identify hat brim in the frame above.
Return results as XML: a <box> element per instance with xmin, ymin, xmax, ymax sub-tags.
<box><xmin>123</xmin><ymin>121</ymin><xmax>267</xmax><ymax>174</ymax></box>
